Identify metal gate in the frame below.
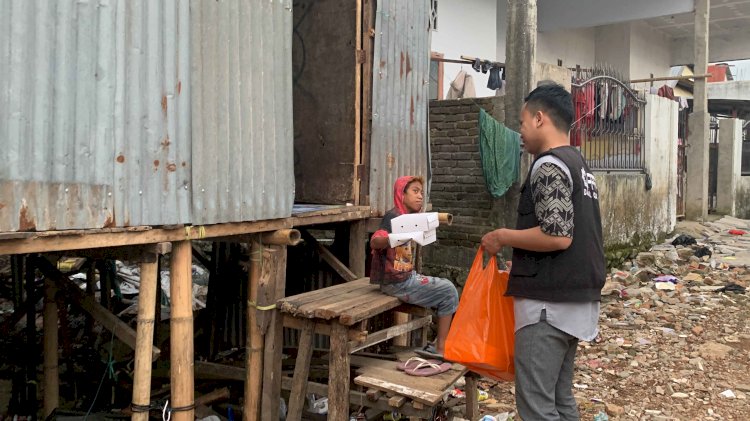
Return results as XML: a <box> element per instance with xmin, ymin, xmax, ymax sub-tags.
<box><xmin>676</xmin><ymin>109</ymin><xmax>689</xmax><ymax>217</ymax></box>
<box><xmin>708</xmin><ymin>116</ymin><xmax>720</xmax><ymax>212</ymax></box>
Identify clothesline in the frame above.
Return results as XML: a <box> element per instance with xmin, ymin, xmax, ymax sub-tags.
<box><xmin>431</xmin><ymin>55</ymin><xmax>505</xmax><ymax>69</ymax></box>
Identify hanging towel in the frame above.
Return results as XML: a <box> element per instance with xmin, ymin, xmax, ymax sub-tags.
<box><xmin>446</xmin><ymin>70</ymin><xmax>477</xmax><ymax>99</ymax></box>
<box><xmin>479</xmin><ymin>109</ymin><xmax>521</xmax><ymax>198</ymax></box>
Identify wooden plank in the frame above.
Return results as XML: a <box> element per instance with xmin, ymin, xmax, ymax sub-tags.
<box><xmin>291</xmin><ymin>209</ymin><xmax>372</xmax><ymax>227</ymax></box>
<box><xmin>388</xmin><ymin>395</ymin><xmax>407</xmax><ymax>408</ymax></box>
<box><xmin>33</xmin><ymin>257</ymin><xmax>161</xmax><ymax>361</ymax></box>
<box><xmin>358</xmin><ymin>0</ymin><xmax>375</xmax><ymax>207</ymax></box>
<box><xmin>286</xmin><ymin>320</ymin><xmax>315</xmax><ymax>421</ymax></box>
<box><xmin>195</xmin><ymin>361</ymin><xmax>245</xmax><ymax>381</ymax></box>
<box><xmin>170</xmin><ymin>241</ymin><xmax>194</xmax><ymax>421</ymax></box>
<box><xmin>355</xmin><ymin>376</ymin><xmax>442</xmax><ymax>406</ymax></box>
<box><xmin>349</xmin><ymin>316</ymin><xmax>431</xmax><ymax>353</ymax></box>
<box><xmin>261</xmin><ymin>246</ymin><xmax>288</xmax><ymax>421</ymax></box>
<box><xmin>0</xmin><ymin>219</ymin><xmax>291</xmax><ymax>255</ymax></box>
<box><xmin>310</xmin><ymin>290</ymin><xmax>394</xmax><ymax>321</ymax></box>
<box><xmin>338</xmin><ymin>294</ymin><xmax>405</xmax><ymax>326</ymax></box>
<box><xmin>465</xmin><ymin>373</ymin><xmax>478</xmax><ymax>421</ymax></box>
<box><xmin>392</xmin><ymin>313</ymin><xmax>410</xmax><ymax>347</ymax></box>
<box><xmin>280</xmin><ymin>377</ymin><xmax>433</xmax><ymax>419</ymax></box>
<box><xmin>353</xmin><ymin>0</ymin><xmax>363</xmax><ymax>206</ymax></box>
<box><xmin>328</xmin><ymin>323</ymin><xmax>352</xmax><ymax>420</ymax></box>
<box><xmin>283</xmin><ymin>285</ymin><xmax>379</xmax><ymax>319</ymax></box>
<box><xmin>280</xmin><ymin>278</ymin><xmax>370</xmax><ymax>309</ymax></box>
<box><xmin>349</xmin><ymin>220</ymin><xmax>366</xmax><ymax>278</ymax></box>
<box><xmin>132</xmin><ymin>260</ymin><xmax>159</xmax><ymax>421</ymax></box>
<box><xmin>300</xmin><ymin>229</ymin><xmax>358</xmax><ymax>282</ymax></box>
<box><xmin>366</xmin><ymin>388</ymin><xmax>383</xmax><ymax>402</ymax></box>
<box><xmin>284</xmin><ymin>315</ymin><xmax>367</xmax><ymax>342</ymax></box>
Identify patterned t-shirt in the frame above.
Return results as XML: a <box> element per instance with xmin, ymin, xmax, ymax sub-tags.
<box><xmin>530</xmin><ymin>158</ymin><xmax>574</xmax><ymax>238</ymax></box>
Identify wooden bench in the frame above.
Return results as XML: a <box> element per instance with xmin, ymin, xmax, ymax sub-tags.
<box><xmin>278</xmin><ymin>278</ymin><xmax>440</xmax><ymax>419</ymax></box>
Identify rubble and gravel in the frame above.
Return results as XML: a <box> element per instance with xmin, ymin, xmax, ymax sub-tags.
<box><xmin>473</xmin><ymin>217</ymin><xmax>750</xmax><ymax>420</ymax></box>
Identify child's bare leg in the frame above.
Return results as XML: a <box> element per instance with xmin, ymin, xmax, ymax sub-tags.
<box><xmin>435</xmin><ymin>314</ymin><xmax>453</xmax><ymax>353</ymax></box>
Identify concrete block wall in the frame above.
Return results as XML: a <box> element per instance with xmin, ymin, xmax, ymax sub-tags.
<box><xmin>423</xmin><ymin>97</ymin><xmax>521</xmax><ymax>285</ymax></box>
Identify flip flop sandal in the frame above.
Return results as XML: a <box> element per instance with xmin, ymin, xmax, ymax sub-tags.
<box><xmin>404</xmin><ymin>360</ymin><xmax>452</xmax><ymax>377</ymax></box>
<box><xmin>397</xmin><ymin>357</ymin><xmax>441</xmax><ymax>371</ymax></box>
<box><xmin>415</xmin><ymin>344</ymin><xmax>445</xmax><ymax>361</ymax></box>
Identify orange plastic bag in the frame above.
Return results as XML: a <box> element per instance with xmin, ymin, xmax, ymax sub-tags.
<box><xmin>444</xmin><ymin>247</ymin><xmax>515</xmax><ymax>381</ymax></box>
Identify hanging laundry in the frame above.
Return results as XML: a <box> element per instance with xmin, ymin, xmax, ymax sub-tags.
<box><xmin>657</xmin><ymin>85</ymin><xmax>675</xmax><ymax>100</ymax></box>
<box><xmin>446</xmin><ymin>70</ymin><xmax>477</xmax><ymax>99</ymax></box>
<box><xmin>487</xmin><ymin>67</ymin><xmax>503</xmax><ymax>90</ymax></box>
<box><xmin>479</xmin><ymin>109</ymin><xmax>521</xmax><ymax>198</ymax></box>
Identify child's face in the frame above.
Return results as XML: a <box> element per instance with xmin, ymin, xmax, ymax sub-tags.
<box><xmin>403</xmin><ymin>181</ymin><xmax>423</xmax><ymax>213</ymax></box>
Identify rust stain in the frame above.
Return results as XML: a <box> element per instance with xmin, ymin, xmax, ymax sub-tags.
<box><xmin>410</xmin><ymin>97</ymin><xmax>415</xmax><ymax>126</ymax></box>
<box><xmin>154</xmin><ymin>159</ymin><xmax>160</xmax><ymax>167</ymax></box>
<box><xmin>161</xmin><ymin>136</ymin><xmax>171</xmax><ymax>150</ymax></box>
<box><xmin>177</xmin><ymin>81</ymin><xmax>182</xmax><ymax>95</ymax></box>
<box><xmin>102</xmin><ymin>213</ymin><xmax>115</xmax><ymax>228</ymax></box>
<box><xmin>181</xmin><ymin>161</ymin><xmax>187</xmax><ymax>167</ymax></box>
<box><xmin>0</xmin><ymin>203</ymin><xmax>4</xmax><ymax>210</ymax></box>
<box><xmin>406</xmin><ymin>53</ymin><xmax>412</xmax><ymax>75</ymax></box>
<box><xmin>387</xmin><ymin>153</ymin><xmax>395</xmax><ymax>170</ymax></box>
<box><xmin>380</xmin><ymin>60</ymin><xmax>386</xmax><ymax>69</ymax></box>
<box><xmin>161</xmin><ymin>95</ymin><xmax>168</xmax><ymax>115</ymax></box>
<box><xmin>19</xmin><ymin>204</ymin><xmax>36</xmax><ymax>231</ymax></box>
<box><xmin>400</xmin><ymin>52</ymin><xmax>404</xmax><ymax>78</ymax></box>
<box><xmin>116</xmin><ymin>154</ymin><xmax>125</xmax><ymax>163</ymax></box>
<box><xmin>166</xmin><ymin>162</ymin><xmax>177</xmax><ymax>172</ymax></box>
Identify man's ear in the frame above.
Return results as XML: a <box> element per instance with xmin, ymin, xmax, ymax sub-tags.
<box><xmin>535</xmin><ymin>110</ymin><xmax>544</xmax><ymax>128</ymax></box>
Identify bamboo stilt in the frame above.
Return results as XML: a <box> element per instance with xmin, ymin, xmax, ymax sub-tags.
<box><xmin>43</xmin><ymin>277</ymin><xmax>58</xmax><ymax>418</ymax></box>
<box><xmin>244</xmin><ymin>235</ymin><xmax>263</xmax><ymax>421</ymax></box>
<box><xmin>170</xmin><ymin>241</ymin><xmax>194</xmax><ymax>421</ymax></box>
<box><xmin>131</xmin><ymin>259</ymin><xmax>159</xmax><ymax>421</ymax></box>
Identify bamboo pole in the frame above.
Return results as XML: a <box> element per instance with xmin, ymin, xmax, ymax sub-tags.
<box><xmin>438</xmin><ymin>213</ymin><xmax>453</xmax><ymax>226</ymax></box>
<box><xmin>630</xmin><ymin>73</ymin><xmax>712</xmax><ymax>83</ymax></box>
<box><xmin>170</xmin><ymin>241</ymin><xmax>194</xmax><ymax>421</ymax></box>
<box><xmin>43</xmin><ymin>277</ymin><xmax>58</xmax><ymax>418</ymax></box>
<box><xmin>131</xmin><ymin>259</ymin><xmax>158</xmax><ymax>421</ymax></box>
<box><xmin>261</xmin><ymin>229</ymin><xmax>302</xmax><ymax>246</ymax></box>
<box><xmin>244</xmin><ymin>235</ymin><xmax>263</xmax><ymax>421</ymax></box>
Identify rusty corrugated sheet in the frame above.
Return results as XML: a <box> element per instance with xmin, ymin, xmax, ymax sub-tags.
<box><xmin>0</xmin><ymin>0</ymin><xmax>191</xmax><ymax>231</ymax></box>
<box><xmin>0</xmin><ymin>0</ymin><xmax>294</xmax><ymax>232</ymax></box>
<box><xmin>190</xmin><ymin>0</ymin><xmax>295</xmax><ymax>224</ymax></box>
<box><xmin>368</xmin><ymin>0</ymin><xmax>430</xmax><ymax>216</ymax></box>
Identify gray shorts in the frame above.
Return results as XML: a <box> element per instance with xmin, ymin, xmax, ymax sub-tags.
<box><xmin>380</xmin><ymin>272</ymin><xmax>459</xmax><ymax>317</ymax></box>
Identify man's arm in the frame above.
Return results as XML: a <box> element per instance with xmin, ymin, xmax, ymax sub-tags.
<box><xmin>371</xmin><ymin>235</ymin><xmax>389</xmax><ymax>250</ymax></box>
<box><xmin>481</xmin><ymin>226</ymin><xmax>571</xmax><ymax>255</ymax></box>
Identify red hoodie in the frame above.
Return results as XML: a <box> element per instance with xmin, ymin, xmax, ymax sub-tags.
<box><xmin>370</xmin><ymin>176</ymin><xmax>419</xmax><ymax>284</ymax></box>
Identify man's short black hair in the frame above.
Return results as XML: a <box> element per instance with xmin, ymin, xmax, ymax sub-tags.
<box><xmin>523</xmin><ymin>83</ymin><xmax>574</xmax><ymax>133</ymax></box>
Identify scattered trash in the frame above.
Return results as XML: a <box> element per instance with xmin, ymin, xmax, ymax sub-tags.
<box><xmin>671</xmin><ymin>234</ymin><xmax>697</xmax><ymax>246</ymax></box>
<box><xmin>719</xmin><ymin>283</ymin><xmax>746</xmax><ymax>293</ymax></box>
<box><xmin>694</xmin><ymin>246</ymin><xmax>712</xmax><ymax>258</ymax></box>
<box><xmin>728</xmin><ymin>229</ymin><xmax>746</xmax><ymax>236</ymax></box>
<box><xmin>307</xmin><ymin>394</ymin><xmax>328</xmax><ymax>414</ymax></box>
<box><xmin>593</xmin><ymin>410</ymin><xmax>609</xmax><ymax>421</ymax></box>
<box><xmin>720</xmin><ymin>389</ymin><xmax>737</xmax><ymax>399</ymax></box>
<box><xmin>653</xmin><ymin>275</ymin><xmax>678</xmax><ymax>283</ymax></box>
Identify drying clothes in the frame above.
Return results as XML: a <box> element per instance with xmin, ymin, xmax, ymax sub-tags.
<box><xmin>657</xmin><ymin>85</ymin><xmax>675</xmax><ymax>100</ymax></box>
<box><xmin>479</xmin><ymin>109</ymin><xmax>521</xmax><ymax>198</ymax></box>
<box><xmin>487</xmin><ymin>66</ymin><xmax>503</xmax><ymax>90</ymax></box>
<box><xmin>446</xmin><ymin>70</ymin><xmax>477</xmax><ymax>99</ymax></box>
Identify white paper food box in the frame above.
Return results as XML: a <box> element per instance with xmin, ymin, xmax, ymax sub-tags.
<box><xmin>391</xmin><ymin>212</ymin><xmax>439</xmax><ymax>234</ymax></box>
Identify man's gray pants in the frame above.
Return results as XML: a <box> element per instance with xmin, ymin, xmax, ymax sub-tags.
<box><xmin>515</xmin><ymin>311</ymin><xmax>580</xmax><ymax>421</ymax></box>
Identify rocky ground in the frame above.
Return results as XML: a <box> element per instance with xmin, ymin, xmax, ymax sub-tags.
<box><xmin>470</xmin><ymin>216</ymin><xmax>750</xmax><ymax>420</ymax></box>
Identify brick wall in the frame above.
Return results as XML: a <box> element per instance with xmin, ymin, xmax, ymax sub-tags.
<box><xmin>423</xmin><ymin>97</ymin><xmax>524</xmax><ymax>285</ymax></box>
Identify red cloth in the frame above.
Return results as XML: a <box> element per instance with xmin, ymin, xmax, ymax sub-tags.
<box><xmin>728</xmin><ymin>229</ymin><xmax>746</xmax><ymax>236</ymax></box>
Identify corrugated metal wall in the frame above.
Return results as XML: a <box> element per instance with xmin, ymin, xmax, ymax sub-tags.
<box><xmin>368</xmin><ymin>0</ymin><xmax>431</xmax><ymax>216</ymax></box>
<box><xmin>191</xmin><ymin>0</ymin><xmax>294</xmax><ymax>224</ymax></box>
<box><xmin>0</xmin><ymin>0</ymin><xmax>294</xmax><ymax>232</ymax></box>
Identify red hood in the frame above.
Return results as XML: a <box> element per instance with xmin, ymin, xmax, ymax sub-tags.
<box><xmin>393</xmin><ymin>176</ymin><xmax>417</xmax><ymax>214</ymax></box>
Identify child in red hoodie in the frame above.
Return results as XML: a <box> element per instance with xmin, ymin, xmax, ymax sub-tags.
<box><xmin>370</xmin><ymin>176</ymin><xmax>459</xmax><ymax>357</ymax></box>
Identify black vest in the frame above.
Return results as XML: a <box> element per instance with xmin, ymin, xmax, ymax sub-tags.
<box><xmin>507</xmin><ymin>146</ymin><xmax>606</xmax><ymax>302</ymax></box>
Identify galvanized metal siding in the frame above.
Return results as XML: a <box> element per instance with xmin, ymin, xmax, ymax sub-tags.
<box><xmin>114</xmin><ymin>0</ymin><xmax>192</xmax><ymax>227</ymax></box>
<box><xmin>0</xmin><ymin>0</ymin><xmax>115</xmax><ymax>231</ymax></box>
<box><xmin>369</xmin><ymin>0</ymin><xmax>430</xmax><ymax>215</ymax></box>
<box><xmin>0</xmin><ymin>0</ymin><xmax>192</xmax><ymax>231</ymax></box>
<box><xmin>190</xmin><ymin>0</ymin><xmax>295</xmax><ymax>224</ymax></box>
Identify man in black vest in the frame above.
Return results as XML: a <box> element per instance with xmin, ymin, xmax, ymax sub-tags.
<box><xmin>481</xmin><ymin>83</ymin><xmax>605</xmax><ymax>420</ymax></box>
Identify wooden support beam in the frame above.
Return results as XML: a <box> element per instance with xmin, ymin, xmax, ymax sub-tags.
<box><xmin>245</xmin><ymin>236</ymin><xmax>264</xmax><ymax>421</ymax></box>
<box><xmin>283</xmin><ymin>315</ymin><xmax>367</xmax><ymax>342</ymax></box>
<box><xmin>261</xmin><ymin>245</ymin><xmax>288</xmax><ymax>421</ymax></box>
<box><xmin>46</xmin><ymin>243</ymin><xmax>170</xmax><ymax>264</ymax></box>
<box><xmin>465</xmin><ymin>373</ymin><xmax>479</xmax><ymax>421</ymax></box>
<box><xmin>32</xmin><ymin>257</ymin><xmax>161</xmax><ymax>361</ymax></box>
<box><xmin>349</xmin><ymin>220</ymin><xmax>366</xmax><ymax>278</ymax></box>
<box><xmin>388</xmin><ymin>395</ymin><xmax>407</xmax><ymax>408</ymax></box>
<box><xmin>329</xmin><ymin>322</ymin><xmax>352</xmax><ymax>420</ymax></box>
<box><xmin>286</xmin><ymin>320</ymin><xmax>315</xmax><ymax>421</ymax></box>
<box><xmin>0</xmin><ymin>219</ymin><xmax>290</xmax><ymax>255</ymax></box>
<box><xmin>43</xmin><ymin>277</ymin><xmax>58</xmax><ymax>418</ymax></box>
<box><xmin>131</xmin><ymin>260</ymin><xmax>159</xmax><ymax>421</ymax></box>
<box><xmin>170</xmin><ymin>240</ymin><xmax>194</xmax><ymax>421</ymax></box>
<box><xmin>392</xmin><ymin>313</ymin><xmax>410</xmax><ymax>347</ymax></box>
<box><xmin>301</xmin><ymin>229</ymin><xmax>358</xmax><ymax>282</ymax></box>
<box><xmin>349</xmin><ymin>315</ymin><xmax>431</xmax><ymax>353</ymax></box>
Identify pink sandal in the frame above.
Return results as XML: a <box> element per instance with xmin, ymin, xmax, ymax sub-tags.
<box><xmin>404</xmin><ymin>360</ymin><xmax>452</xmax><ymax>377</ymax></box>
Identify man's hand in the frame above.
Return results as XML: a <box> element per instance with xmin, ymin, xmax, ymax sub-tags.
<box><xmin>481</xmin><ymin>229</ymin><xmax>506</xmax><ymax>255</ymax></box>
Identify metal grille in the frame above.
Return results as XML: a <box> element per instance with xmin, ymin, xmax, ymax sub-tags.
<box><xmin>571</xmin><ymin>72</ymin><xmax>647</xmax><ymax>171</ymax></box>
